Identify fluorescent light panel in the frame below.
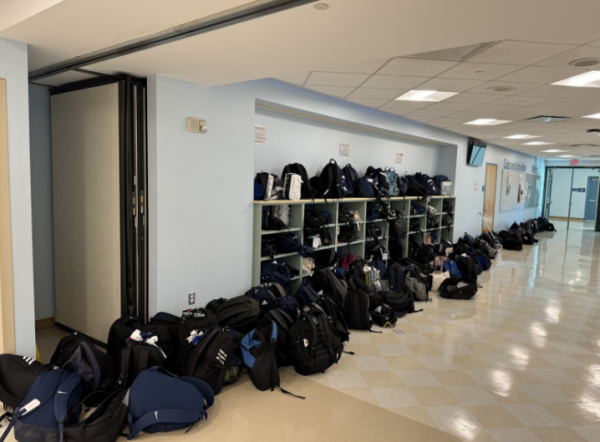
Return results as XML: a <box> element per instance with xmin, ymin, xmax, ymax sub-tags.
<box><xmin>523</xmin><ymin>141</ymin><xmax>553</xmax><ymax>145</ymax></box>
<box><xmin>503</xmin><ymin>134</ymin><xmax>540</xmax><ymax>139</ymax></box>
<box><xmin>557</xmin><ymin>155</ymin><xmax>575</xmax><ymax>157</ymax></box>
<box><xmin>541</xmin><ymin>149</ymin><xmax>566</xmax><ymax>152</ymax></box>
<box><xmin>583</xmin><ymin>113</ymin><xmax>600</xmax><ymax>119</ymax></box>
<box><xmin>552</xmin><ymin>70</ymin><xmax>600</xmax><ymax>87</ymax></box>
<box><xmin>464</xmin><ymin>118</ymin><xmax>511</xmax><ymax>126</ymax></box>
<box><xmin>395</xmin><ymin>90</ymin><xmax>458</xmax><ymax>102</ymax></box>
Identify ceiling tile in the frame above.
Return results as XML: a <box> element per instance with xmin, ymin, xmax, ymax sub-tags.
<box><xmin>468</xmin><ymin>104</ymin><xmax>521</xmax><ymax>113</ymax></box>
<box><xmin>360</xmin><ymin>75</ymin><xmax>428</xmax><ymax>89</ymax></box>
<box><xmin>378</xmin><ymin>57</ymin><xmax>458</xmax><ymax>77</ymax></box>
<box><xmin>444</xmin><ymin>93</ymin><xmax>502</xmax><ymax>104</ymax></box>
<box><xmin>306</xmin><ymin>72</ymin><xmax>370</xmax><ymax>87</ymax></box>
<box><xmin>586</xmin><ymin>38</ymin><xmax>600</xmax><ymax>47</ymax></box>
<box><xmin>518</xmin><ymin>85</ymin><xmax>580</xmax><ymax>99</ymax></box>
<box><xmin>275</xmin><ymin>72</ymin><xmax>310</xmax><ymax>85</ymax></box>
<box><xmin>305</xmin><ymin>85</ymin><xmax>355</xmax><ymax>98</ymax></box>
<box><xmin>318</xmin><ymin>58</ymin><xmax>391</xmax><ymax>74</ymax></box>
<box><xmin>489</xmin><ymin>95</ymin><xmax>551</xmax><ymax>107</ymax></box>
<box><xmin>411</xmin><ymin>77</ymin><xmax>486</xmax><ymax>92</ymax></box>
<box><xmin>347</xmin><ymin>88</ymin><xmax>406</xmax><ymax>100</ymax></box>
<box><xmin>536</xmin><ymin>45</ymin><xmax>600</xmax><ymax>68</ymax></box>
<box><xmin>468</xmin><ymin>40</ymin><xmax>576</xmax><ymax>65</ymax></box>
<box><xmin>379</xmin><ymin>100</ymin><xmax>432</xmax><ymax>111</ymax></box>
<box><xmin>422</xmin><ymin>102</ymin><xmax>478</xmax><ymax>111</ymax></box>
<box><xmin>496</xmin><ymin>66</ymin><xmax>588</xmax><ymax>84</ymax></box>
<box><xmin>446</xmin><ymin>109</ymin><xmax>493</xmax><ymax>120</ymax></box>
<box><xmin>438</xmin><ymin>62</ymin><xmax>523</xmax><ymax>80</ymax></box>
<box><xmin>407</xmin><ymin>109</ymin><xmax>457</xmax><ymax>118</ymax></box>
<box><xmin>346</xmin><ymin>98</ymin><xmax>391</xmax><ymax>108</ymax></box>
<box><xmin>466</xmin><ymin>81</ymin><xmax>542</xmax><ymax>95</ymax></box>
<box><xmin>407</xmin><ymin>115</ymin><xmax>438</xmax><ymax>123</ymax></box>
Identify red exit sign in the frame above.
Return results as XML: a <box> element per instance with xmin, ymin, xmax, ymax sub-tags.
<box><xmin>570</xmin><ymin>159</ymin><xmax>579</xmax><ymax>166</ymax></box>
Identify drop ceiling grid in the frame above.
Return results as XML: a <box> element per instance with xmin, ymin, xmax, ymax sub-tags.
<box><xmin>281</xmin><ymin>38</ymin><xmax>600</xmax><ymax>159</ymax></box>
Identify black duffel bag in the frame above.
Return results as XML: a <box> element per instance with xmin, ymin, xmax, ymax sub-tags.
<box><xmin>439</xmin><ymin>278</ymin><xmax>478</xmax><ymax>300</ymax></box>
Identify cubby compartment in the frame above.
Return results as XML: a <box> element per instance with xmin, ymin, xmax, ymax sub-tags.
<box><xmin>337</xmin><ymin>241</ymin><xmax>366</xmax><ymax>261</ymax></box>
<box><xmin>305</xmin><ymin>202</ymin><xmax>337</xmax><ymax>226</ymax></box>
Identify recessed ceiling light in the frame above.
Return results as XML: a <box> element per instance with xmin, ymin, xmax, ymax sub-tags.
<box><xmin>313</xmin><ymin>3</ymin><xmax>329</xmax><ymax>10</ymax></box>
<box><xmin>557</xmin><ymin>155</ymin><xmax>576</xmax><ymax>157</ymax></box>
<box><xmin>552</xmin><ymin>70</ymin><xmax>600</xmax><ymax>87</ymax></box>
<box><xmin>524</xmin><ymin>141</ymin><xmax>553</xmax><ymax>145</ymax></box>
<box><xmin>527</xmin><ymin>115</ymin><xmax>569</xmax><ymax>122</ymax></box>
<box><xmin>583</xmin><ymin>113</ymin><xmax>600</xmax><ymax>119</ymax></box>
<box><xmin>395</xmin><ymin>90</ymin><xmax>458</xmax><ymax>102</ymax></box>
<box><xmin>541</xmin><ymin>149</ymin><xmax>567</xmax><ymax>152</ymax></box>
<box><xmin>503</xmin><ymin>134</ymin><xmax>540</xmax><ymax>139</ymax></box>
<box><xmin>569</xmin><ymin>58</ymin><xmax>600</xmax><ymax>67</ymax></box>
<box><xmin>464</xmin><ymin>119</ymin><xmax>511</xmax><ymax>126</ymax></box>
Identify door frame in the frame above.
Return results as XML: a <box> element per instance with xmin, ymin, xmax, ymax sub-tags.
<box><xmin>0</xmin><ymin>78</ymin><xmax>16</xmax><ymax>354</ymax></box>
<box><xmin>482</xmin><ymin>162</ymin><xmax>498</xmax><ymax>233</ymax></box>
<box><xmin>543</xmin><ymin>166</ymin><xmax>600</xmax><ymax>232</ymax></box>
<box><xmin>584</xmin><ymin>175</ymin><xmax>599</xmax><ymax>222</ymax></box>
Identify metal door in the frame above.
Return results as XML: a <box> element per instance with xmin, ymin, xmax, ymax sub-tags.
<box><xmin>584</xmin><ymin>176</ymin><xmax>599</xmax><ymax>221</ymax></box>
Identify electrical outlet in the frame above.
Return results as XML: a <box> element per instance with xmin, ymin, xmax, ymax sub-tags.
<box><xmin>188</xmin><ymin>292</ymin><xmax>196</xmax><ymax>305</ymax></box>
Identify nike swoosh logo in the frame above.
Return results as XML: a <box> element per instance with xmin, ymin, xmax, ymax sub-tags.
<box><xmin>155</xmin><ymin>412</ymin><xmax>159</xmax><ymax>420</ymax></box>
<box><xmin>58</xmin><ymin>391</ymin><xmax>68</xmax><ymax>394</ymax></box>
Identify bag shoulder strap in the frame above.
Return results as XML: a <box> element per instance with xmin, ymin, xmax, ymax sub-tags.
<box><xmin>127</xmin><ymin>409</ymin><xmax>204</xmax><ymax>440</ymax></box>
<box><xmin>78</xmin><ymin>342</ymin><xmax>102</xmax><ymax>392</ymax></box>
<box><xmin>54</xmin><ymin>372</ymin><xmax>81</xmax><ymax>442</ymax></box>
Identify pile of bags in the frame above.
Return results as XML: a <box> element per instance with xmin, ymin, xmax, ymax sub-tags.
<box><xmin>496</xmin><ymin>216</ymin><xmax>555</xmax><ymax>251</ymax></box>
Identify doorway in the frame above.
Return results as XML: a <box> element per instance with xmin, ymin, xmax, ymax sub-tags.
<box><xmin>584</xmin><ymin>176</ymin><xmax>599</xmax><ymax>222</ymax></box>
<box><xmin>483</xmin><ymin>163</ymin><xmax>497</xmax><ymax>233</ymax></box>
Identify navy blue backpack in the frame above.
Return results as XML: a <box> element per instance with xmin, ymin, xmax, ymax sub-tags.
<box><xmin>433</xmin><ymin>175</ymin><xmax>449</xmax><ymax>189</ymax></box>
<box><xmin>260</xmin><ymin>261</ymin><xmax>291</xmax><ymax>283</ymax></box>
<box><xmin>0</xmin><ymin>367</ymin><xmax>82</xmax><ymax>442</ymax></box>
<box><xmin>342</xmin><ymin>164</ymin><xmax>359</xmax><ymax>196</ymax></box>
<box><xmin>245</xmin><ymin>286</ymin><xmax>276</xmax><ymax>312</ymax></box>
<box><xmin>415</xmin><ymin>172</ymin><xmax>441</xmax><ymax>195</ymax></box>
<box><xmin>442</xmin><ymin>260</ymin><xmax>462</xmax><ymax>278</ymax></box>
<box><xmin>126</xmin><ymin>367</ymin><xmax>214</xmax><ymax>439</ymax></box>
<box><xmin>294</xmin><ymin>280</ymin><xmax>319</xmax><ymax>307</ymax></box>
<box><xmin>273</xmin><ymin>296</ymin><xmax>299</xmax><ymax>319</ymax></box>
<box><xmin>277</xmin><ymin>234</ymin><xmax>304</xmax><ymax>254</ymax></box>
<box><xmin>355</xmin><ymin>177</ymin><xmax>377</xmax><ymax>199</ymax></box>
<box><xmin>385</xmin><ymin>262</ymin><xmax>404</xmax><ymax>290</ymax></box>
<box><xmin>476</xmin><ymin>254</ymin><xmax>491</xmax><ymax>271</ymax></box>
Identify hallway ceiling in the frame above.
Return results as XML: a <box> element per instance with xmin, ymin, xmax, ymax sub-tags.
<box><xmin>3</xmin><ymin>0</ymin><xmax>600</xmax><ymax>159</ymax></box>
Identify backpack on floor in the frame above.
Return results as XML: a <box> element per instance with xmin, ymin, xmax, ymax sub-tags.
<box><xmin>245</xmin><ymin>286</ymin><xmax>277</xmax><ymax>313</ymax></box>
<box><xmin>442</xmin><ymin>260</ymin><xmax>461</xmax><ymax>278</ymax></box>
<box><xmin>107</xmin><ymin>315</ymin><xmax>143</xmax><ymax>360</ymax></box>
<box><xmin>381</xmin><ymin>290</ymin><xmax>419</xmax><ymax>317</ymax></box>
<box><xmin>273</xmin><ymin>296</ymin><xmax>299</xmax><ymax>319</ymax></box>
<box><xmin>0</xmin><ymin>367</ymin><xmax>82</xmax><ymax>442</ymax></box>
<box><xmin>318</xmin><ymin>159</ymin><xmax>343</xmax><ymax>199</ymax></box>
<box><xmin>263</xmin><ymin>308</ymin><xmax>295</xmax><ymax>367</ymax></box>
<box><xmin>385</xmin><ymin>262</ymin><xmax>404</xmax><ymax>290</ymax></box>
<box><xmin>125</xmin><ymin>367</ymin><xmax>214</xmax><ymax>440</ymax></box>
<box><xmin>342</xmin><ymin>164</ymin><xmax>360</xmax><ymax>196</ymax></box>
<box><xmin>499</xmin><ymin>230</ymin><xmax>523</xmax><ymax>251</ymax></box>
<box><xmin>294</xmin><ymin>280</ymin><xmax>320</xmax><ymax>307</ymax></box>
<box><xmin>62</xmin><ymin>388</ymin><xmax>129</xmax><ymax>442</ymax></box>
<box><xmin>149</xmin><ymin>311</ymin><xmax>180</xmax><ymax>353</ymax></box>
<box><xmin>116</xmin><ymin>343</ymin><xmax>165</xmax><ymax>390</ymax></box>
<box><xmin>50</xmin><ymin>332</ymin><xmax>117</xmax><ymax>406</ymax></box>
<box><xmin>289</xmin><ymin>304</ymin><xmax>343</xmax><ymax>376</ymax></box>
<box><xmin>241</xmin><ymin>321</ymin><xmax>280</xmax><ymax>392</ymax></box>
<box><xmin>179</xmin><ymin>308</ymin><xmax>219</xmax><ymax>366</ymax></box>
<box><xmin>368</xmin><ymin>293</ymin><xmax>397</xmax><ymax>328</ymax></box>
<box><xmin>456</xmin><ymin>255</ymin><xmax>479</xmax><ymax>282</ymax></box>
<box><xmin>205</xmin><ymin>298</ymin><xmax>228</xmax><ymax>314</ymax></box>
<box><xmin>184</xmin><ymin>326</ymin><xmax>233</xmax><ymax>395</ymax></box>
<box><xmin>282</xmin><ymin>163</ymin><xmax>312</xmax><ymax>199</ymax></box>
<box><xmin>343</xmin><ymin>288</ymin><xmax>373</xmax><ymax>330</ymax></box>
<box><xmin>216</xmin><ymin>296</ymin><xmax>261</xmax><ymax>331</ymax></box>
<box><xmin>404</xmin><ymin>267</ymin><xmax>430</xmax><ymax>302</ymax></box>
<box><xmin>439</xmin><ymin>278</ymin><xmax>478</xmax><ymax>300</ymax></box>
<box><xmin>0</xmin><ymin>355</ymin><xmax>51</xmax><ymax>411</ymax></box>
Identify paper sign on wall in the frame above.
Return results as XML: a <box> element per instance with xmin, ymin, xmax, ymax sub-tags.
<box><xmin>395</xmin><ymin>153</ymin><xmax>403</xmax><ymax>164</ymax></box>
<box><xmin>254</xmin><ymin>126</ymin><xmax>267</xmax><ymax>145</ymax></box>
<box><xmin>340</xmin><ymin>143</ymin><xmax>350</xmax><ymax>157</ymax></box>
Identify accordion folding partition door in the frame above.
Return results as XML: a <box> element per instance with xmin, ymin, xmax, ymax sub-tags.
<box><xmin>252</xmin><ymin>196</ymin><xmax>456</xmax><ymax>294</ymax></box>
<box><xmin>51</xmin><ymin>76</ymin><xmax>147</xmax><ymax>343</ymax></box>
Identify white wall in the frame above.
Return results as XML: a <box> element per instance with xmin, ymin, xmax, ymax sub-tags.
<box><xmin>0</xmin><ymin>37</ymin><xmax>36</xmax><ymax>356</ymax></box>
<box><xmin>148</xmin><ymin>76</ymin><xmax>543</xmax><ymax>316</ymax></box>
<box><xmin>29</xmin><ymin>84</ymin><xmax>55</xmax><ymax>320</ymax></box>
<box><xmin>550</xmin><ymin>167</ymin><xmax>600</xmax><ymax>218</ymax></box>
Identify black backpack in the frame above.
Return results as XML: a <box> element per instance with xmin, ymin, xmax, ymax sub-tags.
<box><xmin>179</xmin><ymin>308</ymin><xmax>218</xmax><ymax>366</ymax></box>
<box><xmin>0</xmin><ymin>354</ymin><xmax>51</xmax><ymax>410</ymax></box>
<box><xmin>318</xmin><ymin>159</ymin><xmax>343</xmax><ymax>199</ymax></box>
<box><xmin>206</xmin><ymin>297</ymin><xmax>228</xmax><ymax>314</ymax></box>
<box><xmin>368</xmin><ymin>293</ymin><xmax>397</xmax><ymax>328</ymax></box>
<box><xmin>456</xmin><ymin>255</ymin><xmax>478</xmax><ymax>282</ymax></box>
<box><xmin>381</xmin><ymin>290</ymin><xmax>419</xmax><ymax>317</ymax></box>
<box><xmin>439</xmin><ymin>278</ymin><xmax>478</xmax><ymax>299</ymax></box>
<box><xmin>263</xmin><ymin>308</ymin><xmax>295</xmax><ymax>367</ymax></box>
<box><xmin>343</xmin><ymin>288</ymin><xmax>372</xmax><ymax>330</ymax></box>
<box><xmin>183</xmin><ymin>325</ymin><xmax>233</xmax><ymax>395</ymax></box>
<box><xmin>241</xmin><ymin>320</ymin><xmax>279</xmax><ymax>392</ymax></box>
<box><xmin>310</xmin><ymin>268</ymin><xmax>347</xmax><ymax>308</ymax></box>
<box><xmin>107</xmin><ymin>315</ymin><xmax>143</xmax><ymax>360</ymax></box>
<box><xmin>149</xmin><ymin>312</ymin><xmax>182</xmax><ymax>373</ymax></box>
<box><xmin>50</xmin><ymin>332</ymin><xmax>118</xmax><ymax>405</ymax></box>
<box><xmin>282</xmin><ymin>163</ymin><xmax>312</xmax><ymax>199</ymax></box>
<box><xmin>216</xmin><ymin>296</ymin><xmax>261</xmax><ymax>332</ymax></box>
<box><xmin>289</xmin><ymin>304</ymin><xmax>343</xmax><ymax>376</ymax></box>
<box><xmin>406</xmin><ymin>182</ymin><xmax>431</xmax><ymax>199</ymax></box>
<box><xmin>342</xmin><ymin>164</ymin><xmax>360</xmax><ymax>196</ymax></box>
<box><xmin>499</xmin><ymin>230</ymin><xmax>523</xmax><ymax>251</ymax></box>
<box><xmin>415</xmin><ymin>172</ymin><xmax>441</xmax><ymax>195</ymax></box>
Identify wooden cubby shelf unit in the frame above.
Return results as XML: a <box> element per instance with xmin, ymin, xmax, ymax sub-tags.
<box><xmin>253</xmin><ymin>196</ymin><xmax>456</xmax><ymax>294</ymax></box>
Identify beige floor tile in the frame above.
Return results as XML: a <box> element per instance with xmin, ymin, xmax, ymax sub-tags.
<box><xmin>361</xmin><ymin>370</ymin><xmax>405</xmax><ymax>388</ymax></box>
<box><xmin>397</xmin><ymin>370</ymin><xmax>442</xmax><ymax>387</ymax></box>
<box><xmin>386</xmin><ymin>356</ymin><xmax>428</xmax><ymax>370</ymax></box>
<box><xmin>504</xmin><ymin>404</ymin><xmax>565</xmax><ymax>427</ymax></box>
<box><xmin>529</xmin><ymin>426</ymin><xmax>588</xmax><ymax>442</ymax></box>
<box><xmin>425</xmin><ymin>406</ymin><xmax>482</xmax><ymax>440</ymax></box>
<box><xmin>417</xmin><ymin>355</ymin><xmax>460</xmax><ymax>370</ymax></box>
<box><xmin>398</xmin><ymin>333</ymin><xmax>432</xmax><ymax>344</ymax></box>
<box><xmin>366</xmin><ymin>332</ymin><xmax>404</xmax><ymax>343</ymax></box>
<box><xmin>541</xmin><ymin>402</ymin><xmax>600</xmax><ymax>426</ymax></box>
<box><xmin>353</xmin><ymin>356</ymin><xmax>392</xmax><ymax>371</ymax></box>
<box><xmin>447</xmin><ymin>386</ymin><xmax>499</xmax><ymax>405</ymax></box>
<box><xmin>371</xmin><ymin>387</ymin><xmax>420</xmax><ymax>408</ymax></box>
<box><xmin>540</xmin><ymin>353</ymin><xmax>584</xmax><ymax>368</ymax></box>
<box><xmin>529</xmin><ymin>368</ymin><xmax>579</xmax><ymax>384</ymax></box>
<box><xmin>421</xmin><ymin>333</ymin><xmax>460</xmax><ymax>344</ymax></box>
<box><xmin>434</xmin><ymin>343</ymin><xmax>475</xmax><ymax>356</ymax></box>
<box><xmin>518</xmin><ymin>384</ymin><xmax>571</xmax><ymax>403</ymax></box>
<box><xmin>410</xmin><ymin>387</ymin><xmax>461</xmax><ymax>407</ymax></box>
<box><xmin>389</xmin><ymin>406</ymin><xmax>438</xmax><ymax>429</ymax></box>
<box><xmin>463</xmin><ymin>343</ymin><xmax>504</xmax><ymax>355</ymax></box>
<box><xmin>488</xmin><ymin>428</ymin><xmax>544</xmax><ymax>442</ymax></box>
<box><xmin>431</xmin><ymin>369</ymin><xmax>478</xmax><ymax>387</ymax></box>
<box><xmin>572</xmin><ymin>425</ymin><xmax>600</xmax><ymax>442</ymax></box>
<box><xmin>405</xmin><ymin>343</ymin><xmax>445</xmax><ymax>356</ymax></box>
<box><xmin>483</xmin><ymin>386</ymin><xmax>538</xmax><ymax>405</ymax></box>
<box><xmin>327</xmin><ymin>355</ymin><xmax>359</xmax><ymax>371</ymax></box>
<box><xmin>326</xmin><ymin>371</ymin><xmax>368</xmax><ymax>388</ymax></box>
<box><xmin>375</xmin><ymin>343</ymin><xmax>413</xmax><ymax>356</ymax></box>
<box><xmin>451</xmin><ymin>355</ymin><xmax>491</xmax><ymax>369</ymax></box>
<box><xmin>344</xmin><ymin>343</ymin><xmax>382</xmax><ymax>356</ymax></box>
<box><xmin>464</xmin><ymin>405</ymin><xmax>526</xmax><ymax>429</ymax></box>
<box><xmin>334</xmin><ymin>388</ymin><xmax>381</xmax><ymax>407</ymax></box>
<box><xmin>569</xmin><ymin>353</ymin><xmax>600</xmax><ymax>366</ymax></box>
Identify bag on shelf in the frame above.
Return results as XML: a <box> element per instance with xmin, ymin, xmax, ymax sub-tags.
<box><xmin>339</xmin><ymin>251</ymin><xmax>356</xmax><ymax>270</ymax></box>
<box><xmin>313</xmin><ymin>249</ymin><xmax>338</xmax><ymax>269</ymax></box>
<box><xmin>282</xmin><ymin>163</ymin><xmax>313</xmax><ymax>199</ymax></box>
<box><xmin>342</xmin><ymin>164</ymin><xmax>360</xmax><ymax>196</ymax></box>
<box><xmin>443</xmin><ymin>201</ymin><xmax>453</xmax><ymax>213</ymax></box>
<box><xmin>0</xmin><ymin>366</ymin><xmax>82</xmax><ymax>442</ymax></box>
<box><xmin>355</xmin><ymin>176</ymin><xmax>378</xmax><ymax>199</ymax></box>
<box><xmin>216</xmin><ymin>296</ymin><xmax>261</xmax><ymax>331</ymax></box>
<box><xmin>0</xmin><ymin>355</ymin><xmax>52</xmax><ymax>411</ymax></box>
<box><xmin>439</xmin><ymin>278</ymin><xmax>478</xmax><ymax>300</ymax></box>
<box><xmin>289</xmin><ymin>304</ymin><xmax>343</xmax><ymax>375</ymax></box>
<box><xmin>254</xmin><ymin>179</ymin><xmax>264</xmax><ymax>200</ymax></box>
<box><xmin>415</xmin><ymin>172</ymin><xmax>441</xmax><ymax>195</ymax></box>
<box><xmin>261</xmin><ymin>237</ymin><xmax>277</xmax><ymax>258</ymax></box>
<box><xmin>255</xmin><ymin>172</ymin><xmax>284</xmax><ymax>201</ymax></box>
<box><xmin>389</xmin><ymin>216</ymin><xmax>408</xmax><ymax>239</ymax></box>
<box><xmin>338</xmin><ymin>223</ymin><xmax>358</xmax><ymax>243</ymax></box>
<box><xmin>318</xmin><ymin>159</ymin><xmax>343</xmax><ymax>199</ymax></box>
<box><xmin>433</xmin><ymin>175</ymin><xmax>450</xmax><ymax>190</ymax></box>
<box><xmin>302</xmin><ymin>256</ymin><xmax>315</xmax><ymax>274</ymax></box>
<box><xmin>283</xmin><ymin>173</ymin><xmax>303</xmax><ymax>201</ymax></box>
<box><xmin>427</xmin><ymin>206</ymin><xmax>438</xmax><ymax>218</ymax></box>
<box><xmin>366</xmin><ymin>202</ymin><xmax>379</xmax><ymax>221</ymax></box>
<box><xmin>277</xmin><ymin>233</ymin><xmax>306</xmax><ymax>254</ymax></box>
<box><xmin>183</xmin><ymin>325</ymin><xmax>233</xmax><ymax>395</ymax></box>
<box><xmin>260</xmin><ymin>260</ymin><xmax>292</xmax><ymax>283</ymax></box>
<box><xmin>384</xmin><ymin>167</ymin><xmax>400</xmax><ymax>196</ymax></box>
<box><xmin>405</xmin><ymin>181</ymin><xmax>431</xmax><ymax>199</ymax></box>
<box><xmin>410</xmin><ymin>218</ymin><xmax>421</xmax><ymax>232</ymax></box>
<box><xmin>125</xmin><ymin>367</ymin><xmax>214</xmax><ymax>440</ymax></box>
<box><xmin>272</xmin><ymin>204</ymin><xmax>291</xmax><ymax>228</ymax></box>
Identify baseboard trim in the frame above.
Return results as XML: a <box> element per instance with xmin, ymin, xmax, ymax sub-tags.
<box><xmin>35</xmin><ymin>317</ymin><xmax>55</xmax><ymax>330</ymax></box>
<box><xmin>550</xmin><ymin>216</ymin><xmax>584</xmax><ymax>221</ymax></box>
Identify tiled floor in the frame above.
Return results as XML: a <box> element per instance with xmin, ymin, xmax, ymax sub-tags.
<box><xmin>22</xmin><ymin>220</ymin><xmax>600</xmax><ymax>441</ymax></box>
<box><xmin>305</xmin><ymin>220</ymin><xmax>600</xmax><ymax>441</ymax></box>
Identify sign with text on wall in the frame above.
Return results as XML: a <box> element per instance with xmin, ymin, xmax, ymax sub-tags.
<box><xmin>254</xmin><ymin>126</ymin><xmax>267</xmax><ymax>145</ymax></box>
<box><xmin>340</xmin><ymin>143</ymin><xmax>350</xmax><ymax>157</ymax></box>
<box><xmin>395</xmin><ymin>153</ymin><xmax>403</xmax><ymax>164</ymax></box>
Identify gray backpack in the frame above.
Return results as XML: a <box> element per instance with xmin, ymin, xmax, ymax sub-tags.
<box><xmin>405</xmin><ymin>268</ymin><xmax>430</xmax><ymax>302</ymax></box>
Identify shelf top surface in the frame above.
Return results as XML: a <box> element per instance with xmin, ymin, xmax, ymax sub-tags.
<box><xmin>254</xmin><ymin>196</ymin><xmax>457</xmax><ymax>205</ymax></box>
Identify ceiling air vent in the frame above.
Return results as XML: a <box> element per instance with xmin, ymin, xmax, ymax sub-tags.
<box><xmin>569</xmin><ymin>58</ymin><xmax>600</xmax><ymax>67</ymax></box>
<box><xmin>408</xmin><ymin>42</ymin><xmax>498</xmax><ymax>62</ymax></box>
<box><xmin>527</xmin><ymin>116</ymin><xmax>569</xmax><ymax>122</ymax></box>
<box><xmin>572</xmin><ymin>144</ymin><xmax>599</xmax><ymax>147</ymax></box>
<box><xmin>487</xmin><ymin>85</ymin><xmax>517</xmax><ymax>93</ymax></box>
